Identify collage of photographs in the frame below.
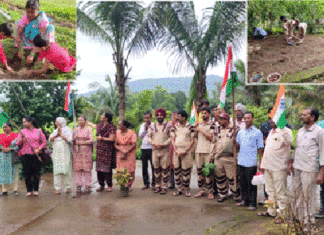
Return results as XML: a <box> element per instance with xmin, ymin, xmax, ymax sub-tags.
<box><xmin>0</xmin><ymin>0</ymin><xmax>324</xmax><ymax>234</ymax></box>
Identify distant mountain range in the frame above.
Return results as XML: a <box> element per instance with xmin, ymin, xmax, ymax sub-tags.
<box><xmin>80</xmin><ymin>75</ymin><xmax>223</xmax><ymax>97</ymax></box>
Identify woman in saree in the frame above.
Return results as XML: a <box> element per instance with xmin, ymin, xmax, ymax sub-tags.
<box><xmin>73</xmin><ymin>116</ymin><xmax>94</xmax><ymax>193</ymax></box>
<box><xmin>87</xmin><ymin>112</ymin><xmax>116</xmax><ymax>192</ymax></box>
<box><xmin>49</xmin><ymin>117</ymin><xmax>73</xmax><ymax>195</ymax></box>
<box><xmin>115</xmin><ymin>120</ymin><xmax>137</xmax><ymax>190</ymax></box>
<box><xmin>16</xmin><ymin>0</ymin><xmax>55</xmax><ymax>64</ymax></box>
<box><xmin>0</xmin><ymin>122</ymin><xmax>19</xmax><ymax>196</ymax></box>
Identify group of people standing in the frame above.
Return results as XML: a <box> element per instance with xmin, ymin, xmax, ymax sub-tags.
<box><xmin>0</xmin><ymin>112</ymin><xmax>137</xmax><ymax>196</ymax></box>
<box><xmin>1</xmin><ymin>102</ymin><xmax>323</xmax><ymax>232</ymax></box>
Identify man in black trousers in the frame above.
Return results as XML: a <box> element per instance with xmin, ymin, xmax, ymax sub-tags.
<box><xmin>139</xmin><ymin>111</ymin><xmax>155</xmax><ymax>189</ymax></box>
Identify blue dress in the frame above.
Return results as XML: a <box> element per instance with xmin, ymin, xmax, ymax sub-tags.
<box><xmin>0</xmin><ymin>139</ymin><xmax>18</xmax><ymax>185</ymax></box>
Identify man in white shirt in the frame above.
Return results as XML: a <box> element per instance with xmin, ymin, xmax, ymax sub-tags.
<box><xmin>138</xmin><ymin>111</ymin><xmax>155</xmax><ymax>189</ymax></box>
<box><xmin>259</xmin><ymin>119</ymin><xmax>293</xmax><ymax>224</ymax></box>
<box><xmin>289</xmin><ymin>108</ymin><xmax>324</xmax><ymax>231</ymax></box>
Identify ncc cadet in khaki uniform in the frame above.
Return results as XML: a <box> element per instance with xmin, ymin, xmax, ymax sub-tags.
<box><xmin>212</xmin><ymin>113</ymin><xmax>240</xmax><ymax>202</ymax></box>
<box><xmin>194</xmin><ymin>107</ymin><xmax>214</xmax><ymax>199</ymax></box>
<box><xmin>171</xmin><ymin>110</ymin><xmax>195</xmax><ymax>197</ymax></box>
<box><xmin>147</xmin><ymin>108</ymin><xmax>172</xmax><ymax>194</ymax></box>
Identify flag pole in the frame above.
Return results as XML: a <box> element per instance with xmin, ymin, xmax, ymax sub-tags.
<box><xmin>232</xmin><ymin>71</ymin><xmax>238</xmax><ymax>191</ymax></box>
<box><xmin>230</xmin><ymin>45</ymin><xmax>238</xmax><ymax>191</ymax></box>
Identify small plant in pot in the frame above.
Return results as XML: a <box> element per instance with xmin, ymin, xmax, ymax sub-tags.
<box><xmin>113</xmin><ymin>168</ymin><xmax>133</xmax><ymax>197</ymax></box>
<box><xmin>202</xmin><ymin>163</ymin><xmax>216</xmax><ymax>177</ymax></box>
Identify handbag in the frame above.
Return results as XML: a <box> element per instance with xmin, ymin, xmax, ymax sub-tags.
<box><xmin>38</xmin><ymin>129</ymin><xmax>52</xmax><ymax>163</ymax></box>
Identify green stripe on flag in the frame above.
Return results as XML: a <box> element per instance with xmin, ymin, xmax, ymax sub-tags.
<box><xmin>277</xmin><ymin>111</ymin><xmax>287</xmax><ymax>129</ymax></box>
<box><xmin>226</xmin><ymin>71</ymin><xmax>239</xmax><ymax>96</ymax></box>
<box><xmin>0</xmin><ymin>111</ymin><xmax>9</xmax><ymax>127</ymax></box>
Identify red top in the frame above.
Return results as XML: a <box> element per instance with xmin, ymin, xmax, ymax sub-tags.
<box><xmin>39</xmin><ymin>42</ymin><xmax>76</xmax><ymax>72</ymax></box>
<box><xmin>0</xmin><ymin>35</ymin><xmax>7</xmax><ymax>65</ymax></box>
<box><xmin>0</xmin><ymin>132</ymin><xmax>18</xmax><ymax>148</ymax></box>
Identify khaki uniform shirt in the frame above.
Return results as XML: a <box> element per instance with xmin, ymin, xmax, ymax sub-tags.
<box><xmin>195</xmin><ymin>120</ymin><xmax>213</xmax><ymax>154</ymax></box>
<box><xmin>171</xmin><ymin>122</ymin><xmax>194</xmax><ymax>151</ymax></box>
<box><xmin>261</xmin><ymin>127</ymin><xmax>293</xmax><ymax>171</ymax></box>
<box><xmin>147</xmin><ymin>121</ymin><xmax>171</xmax><ymax>150</ymax></box>
<box><xmin>293</xmin><ymin>124</ymin><xmax>324</xmax><ymax>172</ymax></box>
<box><xmin>214</xmin><ymin>124</ymin><xmax>235</xmax><ymax>159</ymax></box>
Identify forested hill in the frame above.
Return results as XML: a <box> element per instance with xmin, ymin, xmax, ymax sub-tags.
<box><xmin>81</xmin><ymin>75</ymin><xmax>223</xmax><ymax>97</ymax></box>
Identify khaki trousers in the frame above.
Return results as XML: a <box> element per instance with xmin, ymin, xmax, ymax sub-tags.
<box><xmin>264</xmin><ymin>170</ymin><xmax>288</xmax><ymax>217</ymax></box>
<box><xmin>215</xmin><ymin>155</ymin><xmax>240</xmax><ymax>198</ymax></box>
<box><xmin>2</xmin><ymin>164</ymin><xmax>19</xmax><ymax>192</ymax></box>
<box><xmin>292</xmin><ymin>169</ymin><xmax>318</xmax><ymax>224</ymax></box>
<box><xmin>152</xmin><ymin>148</ymin><xmax>170</xmax><ymax>190</ymax></box>
<box><xmin>195</xmin><ymin>153</ymin><xmax>213</xmax><ymax>192</ymax></box>
<box><xmin>174</xmin><ymin>149</ymin><xmax>193</xmax><ymax>192</ymax></box>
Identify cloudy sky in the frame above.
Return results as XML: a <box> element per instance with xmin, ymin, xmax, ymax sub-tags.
<box><xmin>75</xmin><ymin>0</ymin><xmax>247</xmax><ymax>94</ymax></box>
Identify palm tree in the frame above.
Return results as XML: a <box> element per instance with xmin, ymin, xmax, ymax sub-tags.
<box><xmin>152</xmin><ymin>1</ymin><xmax>245</xmax><ymax>110</ymax></box>
<box><xmin>82</xmin><ymin>75</ymin><xmax>119</xmax><ymax>123</ymax></box>
<box><xmin>77</xmin><ymin>1</ymin><xmax>158</xmax><ymax>120</ymax></box>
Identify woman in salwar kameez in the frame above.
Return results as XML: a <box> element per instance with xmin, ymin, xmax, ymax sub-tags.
<box><xmin>0</xmin><ymin>122</ymin><xmax>19</xmax><ymax>196</ymax></box>
<box><xmin>115</xmin><ymin>120</ymin><xmax>137</xmax><ymax>190</ymax></box>
<box><xmin>49</xmin><ymin>117</ymin><xmax>73</xmax><ymax>195</ymax></box>
<box><xmin>87</xmin><ymin>112</ymin><xmax>116</xmax><ymax>192</ymax></box>
<box><xmin>73</xmin><ymin>116</ymin><xmax>94</xmax><ymax>193</ymax></box>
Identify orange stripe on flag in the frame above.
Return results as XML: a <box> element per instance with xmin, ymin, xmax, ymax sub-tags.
<box><xmin>270</xmin><ymin>85</ymin><xmax>285</xmax><ymax>119</ymax></box>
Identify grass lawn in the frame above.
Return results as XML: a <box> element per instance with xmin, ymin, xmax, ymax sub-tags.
<box><xmin>0</xmin><ymin>0</ymin><xmax>76</xmax><ymax>80</ymax></box>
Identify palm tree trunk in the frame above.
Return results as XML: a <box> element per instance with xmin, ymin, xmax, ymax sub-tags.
<box><xmin>114</xmin><ymin>53</ymin><xmax>126</xmax><ymax>121</ymax></box>
<box><xmin>195</xmin><ymin>68</ymin><xmax>207</xmax><ymax>111</ymax></box>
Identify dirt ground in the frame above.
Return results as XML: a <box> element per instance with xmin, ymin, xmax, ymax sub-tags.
<box><xmin>0</xmin><ymin>0</ymin><xmax>75</xmax><ymax>80</ymax></box>
<box><xmin>0</xmin><ymin>49</ymin><xmax>55</xmax><ymax>80</ymax></box>
<box><xmin>248</xmin><ymin>34</ymin><xmax>324</xmax><ymax>83</ymax></box>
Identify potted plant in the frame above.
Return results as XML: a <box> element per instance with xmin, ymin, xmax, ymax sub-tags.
<box><xmin>202</xmin><ymin>163</ymin><xmax>216</xmax><ymax>177</ymax></box>
<box><xmin>113</xmin><ymin>168</ymin><xmax>133</xmax><ymax>197</ymax></box>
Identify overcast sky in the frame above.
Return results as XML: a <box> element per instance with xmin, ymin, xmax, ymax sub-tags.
<box><xmin>75</xmin><ymin>0</ymin><xmax>247</xmax><ymax>94</ymax></box>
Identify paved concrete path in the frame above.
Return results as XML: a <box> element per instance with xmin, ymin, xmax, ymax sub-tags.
<box><xmin>0</xmin><ymin>161</ymin><xmax>322</xmax><ymax>235</ymax></box>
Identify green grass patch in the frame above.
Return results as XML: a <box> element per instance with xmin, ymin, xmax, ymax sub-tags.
<box><xmin>6</xmin><ymin>0</ymin><xmax>76</xmax><ymax>22</ymax></box>
<box><xmin>0</xmin><ymin>1</ymin><xmax>76</xmax><ymax>80</ymax></box>
<box><xmin>280</xmin><ymin>66</ymin><xmax>324</xmax><ymax>83</ymax></box>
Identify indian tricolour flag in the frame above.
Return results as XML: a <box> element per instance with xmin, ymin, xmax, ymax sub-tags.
<box><xmin>270</xmin><ymin>85</ymin><xmax>287</xmax><ymax>129</ymax></box>
<box><xmin>64</xmin><ymin>82</ymin><xmax>73</xmax><ymax>117</ymax></box>
<box><xmin>219</xmin><ymin>45</ymin><xmax>237</xmax><ymax>109</ymax></box>
<box><xmin>190</xmin><ymin>102</ymin><xmax>199</xmax><ymax>125</ymax></box>
<box><xmin>0</xmin><ymin>107</ymin><xmax>10</xmax><ymax>127</ymax></box>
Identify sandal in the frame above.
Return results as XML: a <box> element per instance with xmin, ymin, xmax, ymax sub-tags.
<box><xmin>160</xmin><ymin>189</ymin><xmax>167</xmax><ymax>194</ymax></box>
<box><xmin>107</xmin><ymin>187</ymin><xmax>113</xmax><ymax>192</ymax></box>
<box><xmin>33</xmin><ymin>191</ymin><xmax>39</xmax><ymax>196</ymax></box>
<box><xmin>96</xmin><ymin>186</ymin><xmax>104</xmax><ymax>192</ymax></box>
<box><xmin>195</xmin><ymin>191</ymin><xmax>206</xmax><ymax>198</ymax></box>
<box><xmin>257</xmin><ymin>212</ymin><xmax>271</xmax><ymax>217</ymax></box>
<box><xmin>236</xmin><ymin>201</ymin><xmax>246</xmax><ymax>207</ymax></box>
<box><xmin>208</xmin><ymin>192</ymin><xmax>214</xmax><ymax>200</ymax></box>
<box><xmin>173</xmin><ymin>190</ymin><xmax>183</xmax><ymax>196</ymax></box>
<box><xmin>154</xmin><ymin>187</ymin><xmax>161</xmax><ymax>193</ymax></box>
<box><xmin>26</xmin><ymin>192</ymin><xmax>32</xmax><ymax>197</ymax></box>
<box><xmin>55</xmin><ymin>191</ymin><xmax>61</xmax><ymax>195</ymax></box>
<box><xmin>66</xmin><ymin>188</ymin><xmax>71</xmax><ymax>194</ymax></box>
<box><xmin>217</xmin><ymin>196</ymin><xmax>226</xmax><ymax>202</ymax></box>
<box><xmin>185</xmin><ymin>191</ymin><xmax>191</xmax><ymax>197</ymax></box>
<box><xmin>85</xmin><ymin>187</ymin><xmax>91</xmax><ymax>193</ymax></box>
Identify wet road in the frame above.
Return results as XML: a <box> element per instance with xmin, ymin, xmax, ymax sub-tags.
<box><xmin>0</xmin><ymin>161</ymin><xmax>321</xmax><ymax>235</ymax></box>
